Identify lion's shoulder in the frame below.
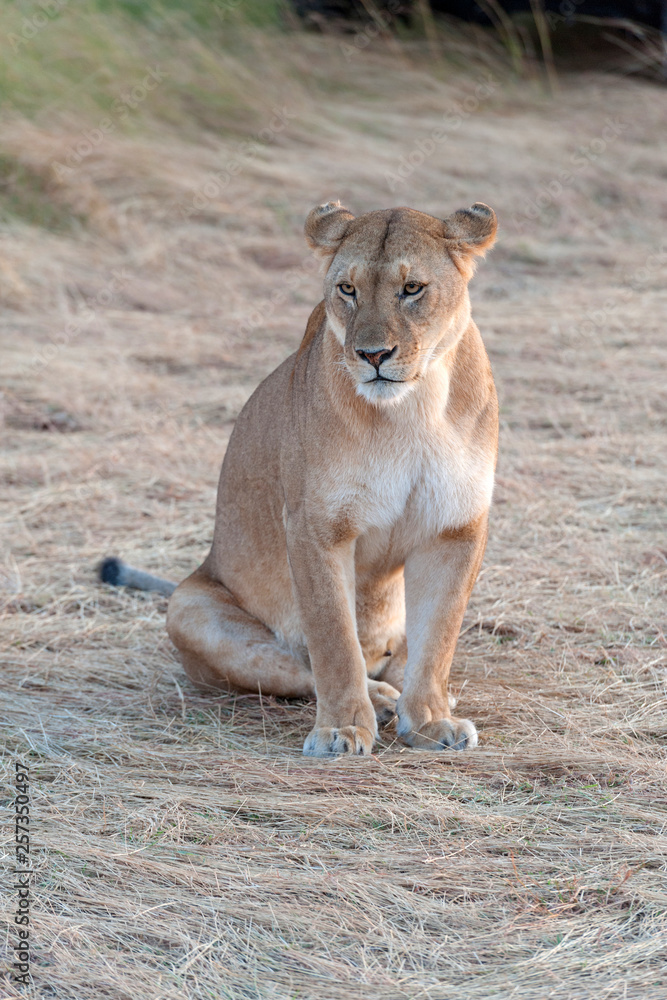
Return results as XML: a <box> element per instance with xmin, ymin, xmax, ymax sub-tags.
<box><xmin>296</xmin><ymin>300</ymin><xmax>327</xmax><ymax>362</ymax></box>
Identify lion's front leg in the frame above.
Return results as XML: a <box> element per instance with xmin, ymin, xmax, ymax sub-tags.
<box><xmin>285</xmin><ymin>513</ymin><xmax>377</xmax><ymax>757</ymax></box>
<box><xmin>396</xmin><ymin>517</ymin><xmax>488</xmax><ymax>751</ymax></box>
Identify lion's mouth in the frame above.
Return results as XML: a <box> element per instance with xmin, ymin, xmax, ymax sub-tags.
<box><xmin>366</xmin><ymin>375</ymin><xmax>404</xmax><ymax>383</ymax></box>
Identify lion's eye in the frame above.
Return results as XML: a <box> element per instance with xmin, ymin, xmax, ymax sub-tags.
<box><xmin>403</xmin><ymin>282</ymin><xmax>423</xmax><ymax>296</ymax></box>
<box><xmin>338</xmin><ymin>282</ymin><xmax>355</xmax><ymax>296</ymax></box>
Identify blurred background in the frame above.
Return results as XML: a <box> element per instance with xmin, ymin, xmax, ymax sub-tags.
<box><xmin>1</xmin><ymin>0</ymin><xmax>665</xmax><ymax>454</ymax></box>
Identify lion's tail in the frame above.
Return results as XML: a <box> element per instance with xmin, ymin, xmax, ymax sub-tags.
<box><xmin>98</xmin><ymin>557</ymin><xmax>177</xmax><ymax>597</ymax></box>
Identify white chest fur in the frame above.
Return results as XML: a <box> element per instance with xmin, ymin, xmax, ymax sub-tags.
<box><xmin>321</xmin><ymin>381</ymin><xmax>495</xmax><ymax>548</ymax></box>
<box><xmin>327</xmin><ymin>427</ymin><xmax>492</xmax><ymax>539</ymax></box>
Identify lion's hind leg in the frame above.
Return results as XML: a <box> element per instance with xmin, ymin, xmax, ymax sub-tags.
<box><xmin>166</xmin><ymin>569</ymin><xmax>315</xmax><ymax>698</ymax></box>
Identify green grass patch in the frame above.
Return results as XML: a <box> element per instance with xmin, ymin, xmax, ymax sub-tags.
<box><xmin>0</xmin><ymin>0</ymin><xmax>288</xmax><ymax>132</ymax></box>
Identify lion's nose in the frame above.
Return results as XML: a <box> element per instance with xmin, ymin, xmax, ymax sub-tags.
<box><xmin>356</xmin><ymin>346</ymin><xmax>397</xmax><ymax>369</ymax></box>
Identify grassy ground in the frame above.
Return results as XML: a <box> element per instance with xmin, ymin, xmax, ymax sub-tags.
<box><xmin>1</xmin><ymin>9</ymin><xmax>666</xmax><ymax>999</ymax></box>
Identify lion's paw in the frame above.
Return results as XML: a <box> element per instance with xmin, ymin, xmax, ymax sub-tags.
<box><xmin>303</xmin><ymin>725</ymin><xmax>375</xmax><ymax>757</ymax></box>
<box><xmin>398</xmin><ymin>716</ymin><xmax>478</xmax><ymax>752</ymax></box>
<box><xmin>367</xmin><ymin>680</ymin><xmax>400</xmax><ymax>727</ymax></box>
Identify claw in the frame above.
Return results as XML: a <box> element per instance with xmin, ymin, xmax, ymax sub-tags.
<box><xmin>303</xmin><ymin>725</ymin><xmax>375</xmax><ymax>757</ymax></box>
<box><xmin>398</xmin><ymin>715</ymin><xmax>478</xmax><ymax>752</ymax></box>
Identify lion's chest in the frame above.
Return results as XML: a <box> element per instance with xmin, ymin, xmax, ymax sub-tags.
<box><xmin>323</xmin><ymin>422</ymin><xmax>494</xmax><ymax>563</ymax></box>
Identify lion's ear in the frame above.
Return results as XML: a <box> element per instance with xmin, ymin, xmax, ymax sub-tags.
<box><xmin>305</xmin><ymin>201</ymin><xmax>355</xmax><ymax>257</ymax></box>
<box><xmin>442</xmin><ymin>203</ymin><xmax>497</xmax><ymax>274</ymax></box>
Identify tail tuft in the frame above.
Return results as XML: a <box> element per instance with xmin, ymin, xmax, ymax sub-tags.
<box><xmin>99</xmin><ymin>556</ymin><xmax>123</xmax><ymax>586</ymax></box>
<box><xmin>97</xmin><ymin>556</ymin><xmax>177</xmax><ymax>597</ymax></box>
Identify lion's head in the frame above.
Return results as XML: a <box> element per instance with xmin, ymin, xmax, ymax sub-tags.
<box><xmin>305</xmin><ymin>202</ymin><xmax>497</xmax><ymax>404</ymax></box>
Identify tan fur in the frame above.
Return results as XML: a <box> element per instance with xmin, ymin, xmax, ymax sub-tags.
<box><xmin>167</xmin><ymin>201</ymin><xmax>499</xmax><ymax>756</ymax></box>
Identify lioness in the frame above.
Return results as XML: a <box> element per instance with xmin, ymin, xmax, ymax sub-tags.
<box><xmin>107</xmin><ymin>201</ymin><xmax>499</xmax><ymax>757</ymax></box>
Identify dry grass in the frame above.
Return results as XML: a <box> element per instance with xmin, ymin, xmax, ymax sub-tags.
<box><xmin>1</xmin><ymin>28</ymin><xmax>666</xmax><ymax>1000</ymax></box>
